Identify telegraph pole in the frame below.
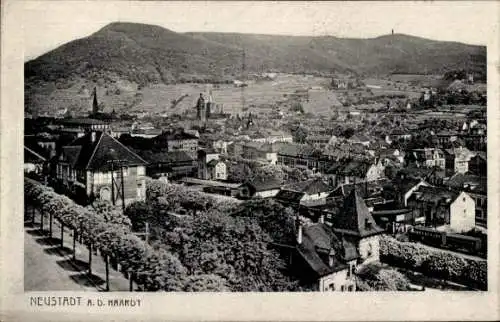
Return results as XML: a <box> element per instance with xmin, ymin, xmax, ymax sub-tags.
<box><xmin>107</xmin><ymin>158</ymin><xmax>126</xmax><ymax>212</ymax></box>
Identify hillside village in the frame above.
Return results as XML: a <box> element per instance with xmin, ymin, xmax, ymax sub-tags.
<box><xmin>24</xmin><ymin>24</ymin><xmax>487</xmax><ymax>293</ymax></box>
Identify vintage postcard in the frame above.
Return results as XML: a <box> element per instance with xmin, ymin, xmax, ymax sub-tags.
<box><xmin>1</xmin><ymin>0</ymin><xmax>499</xmax><ymax>321</ymax></box>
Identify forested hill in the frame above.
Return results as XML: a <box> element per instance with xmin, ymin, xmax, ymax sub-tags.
<box><xmin>25</xmin><ymin>22</ymin><xmax>486</xmax><ymax>85</ymax></box>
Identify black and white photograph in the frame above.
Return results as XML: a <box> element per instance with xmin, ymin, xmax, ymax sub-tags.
<box><xmin>1</xmin><ymin>0</ymin><xmax>499</xmax><ymax>320</ymax></box>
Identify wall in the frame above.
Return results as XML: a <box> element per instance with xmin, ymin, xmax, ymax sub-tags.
<box><xmin>358</xmin><ymin>235</ymin><xmax>380</xmax><ymax>264</ymax></box>
<box><xmin>266</xmin><ymin>152</ymin><xmax>278</xmax><ymax>165</ymax></box>
<box><xmin>213</xmin><ymin>162</ymin><xmax>227</xmax><ymax>180</ymax></box>
<box><xmin>255</xmin><ymin>189</ymin><xmax>280</xmax><ymax>198</ymax></box>
<box><xmin>404</xmin><ymin>181</ymin><xmax>430</xmax><ymax>207</ymax></box>
<box><xmin>318</xmin><ymin>268</ymin><xmax>356</xmax><ymax>292</ymax></box>
<box><xmin>88</xmin><ymin>166</ymin><xmax>146</xmax><ymax>205</ymax></box>
<box><xmin>449</xmin><ymin>192</ymin><xmax>475</xmax><ymax>233</ymax></box>
<box><xmin>366</xmin><ymin>164</ymin><xmax>382</xmax><ymax>182</ymax></box>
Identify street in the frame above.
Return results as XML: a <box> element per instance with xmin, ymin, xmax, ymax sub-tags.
<box><xmin>24</xmin><ymin>212</ymin><xmax>132</xmax><ymax>292</ymax></box>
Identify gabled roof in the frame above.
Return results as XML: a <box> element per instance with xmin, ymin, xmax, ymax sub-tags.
<box><xmin>24</xmin><ymin>138</ymin><xmax>52</xmax><ymax>161</ymax></box>
<box><xmin>140</xmin><ymin>150</ymin><xmax>195</xmax><ymax>164</ymax></box>
<box><xmin>471</xmin><ymin>151</ymin><xmax>487</xmax><ymax>161</ymax></box>
<box><xmin>444</xmin><ymin>173</ymin><xmax>487</xmax><ymax>195</ymax></box>
<box><xmin>57</xmin><ymin>118</ymin><xmax>107</xmax><ymax>126</ymax></box>
<box><xmin>277</xmin><ymin>144</ymin><xmax>317</xmax><ymax>157</ymax></box>
<box><xmin>275</xmin><ymin>190</ymin><xmax>305</xmax><ymax>204</ymax></box>
<box><xmin>61</xmin><ymin>146</ymin><xmax>82</xmax><ymax>167</ymax></box>
<box><xmin>207</xmin><ymin>159</ymin><xmax>223</xmax><ymax>167</ymax></box>
<box><xmin>409</xmin><ymin>185</ymin><xmax>461</xmax><ymax>205</ymax></box>
<box><xmin>326</xmin><ymin>159</ymin><xmax>374</xmax><ymax>177</ymax></box>
<box><xmin>329</xmin><ymin>180</ymin><xmax>387</xmax><ymax>199</ymax></box>
<box><xmin>282</xmin><ymin>178</ymin><xmax>331</xmax><ymax>195</ymax></box>
<box><xmin>297</xmin><ymin>223</ymin><xmax>356</xmax><ymax>277</ymax></box>
<box><xmin>155</xmin><ymin>130</ymin><xmax>199</xmax><ymax>141</ymax></box>
<box><xmin>64</xmin><ymin>131</ymin><xmax>147</xmax><ymax>171</ymax></box>
<box><xmin>242</xmin><ymin>178</ymin><xmax>282</xmax><ymax>192</ymax></box>
<box><xmin>332</xmin><ymin>189</ymin><xmax>384</xmax><ymax>238</ymax></box>
<box><xmin>24</xmin><ymin>146</ymin><xmax>47</xmax><ymax>163</ymax></box>
<box><xmin>349</xmin><ymin>134</ymin><xmax>371</xmax><ymax>143</ymax></box>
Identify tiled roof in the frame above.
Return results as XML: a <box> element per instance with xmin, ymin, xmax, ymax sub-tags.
<box><xmin>444</xmin><ymin>173</ymin><xmax>487</xmax><ymax>195</ymax></box>
<box><xmin>24</xmin><ymin>139</ymin><xmax>52</xmax><ymax>160</ymax></box>
<box><xmin>207</xmin><ymin>159</ymin><xmax>222</xmax><ymax>167</ymax></box>
<box><xmin>65</xmin><ymin>131</ymin><xmax>147</xmax><ymax>171</ymax></box>
<box><xmin>58</xmin><ymin>118</ymin><xmax>107</xmax><ymax>125</ymax></box>
<box><xmin>409</xmin><ymin>186</ymin><xmax>460</xmax><ymax>204</ymax></box>
<box><xmin>275</xmin><ymin>190</ymin><xmax>305</xmax><ymax>204</ymax></box>
<box><xmin>244</xmin><ymin>179</ymin><xmax>283</xmax><ymax>192</ymax></box>
<box><xmin>24</xmin><ymin>146</ymin><xmax>47</xmax><ymax>163</ymax></box>
<box><xmin>325</xmin><ymin>159</ymin><xmax>374</xmax><ymax>177</ymax></box>
<box><xmin>277</xmin><ymin>144</ymin><xmax>316</xmax><ymax>157</ymax></box>
<box><xmin>282</xmin><ymin>178</ymin><xmax>331</xmax><ymax>195</ymax></box>
<box><xmin>349</xmin><ymin>134</ymin><xmax>371</xmax><ymax>142</ymax></box>
<box><xmin>390</xmin><ymin>177</ymin><xmax>423</xmax><ymax>195</ymax></box>
<box><xmin>297</xmin><ymin>224</ymin><xmax>352</xmax><ymax>276</ymax></box>
<box><xmin>62</xmin><ymin>146</ymin><xmax>82</xmax><ymax>167</ymax></box>
<box><xmin>140</xmin><ymin>150</ymin><xmax>195</xmax><ymax>164</ymax></box>
<box><xmin>329</xmin><ymin>180</ymin><xmax>388</xmax><ymax>199</ymax></box>
<box><xmin>332</xmin><ymin>189</ymin><xmax>384</xmax><ymax>238</ymax></box>
<box><xmin>155</xmin><ymin>130</ymin><xmax>199</xmax><ymax>141</ymax></box>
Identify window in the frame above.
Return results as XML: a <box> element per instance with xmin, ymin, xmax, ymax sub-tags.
<box><xmin>341</xmin><ymin>285</ymin><xmax>345</xmax><ymax>292</ymax></box>
<box><xmin>366</xmin><ymin>243</ymin><xmax>373</xmax><ymax>257</ymax></box>
<box><xmin>348</xmin><ymin>285</ymin><xmax>354</xmax><ymax>292</ymax></box>
<box><xmin>328</xmin><ymin>283</ymin><xmax>335</xmax><ymax>291</ymax></box>
<box><xmin>137</xmin><ymin>167</ymin><xmax>145</xmax><ymax>176</ymax></box>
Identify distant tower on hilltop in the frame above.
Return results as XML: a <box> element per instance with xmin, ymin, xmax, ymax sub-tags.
<box><xmin>392</xmin><ymin>29</ymin><xmax>394</xmax><ymax>36</ymax></box>
<box><xmin>92</xmin><ymin>87</ymin><xmax>99</xmax><ymax>115</ymax></box>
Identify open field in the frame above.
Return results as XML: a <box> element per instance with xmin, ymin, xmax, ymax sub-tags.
<box><xmin>28</xmin><ymin>73</ymin><xmax>334</xmax><ymax>117</ymax></box>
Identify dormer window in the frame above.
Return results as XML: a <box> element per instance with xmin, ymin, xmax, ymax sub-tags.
<box><xmin>365</xmin><ymin>218</ymin><xmax>372</xmax><ymax>230</ymax></box>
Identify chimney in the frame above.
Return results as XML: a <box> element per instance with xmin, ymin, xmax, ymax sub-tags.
<box><xmin>328</xmin><ymin>249</ymin><xmax>335</xmax><ymax>267</ymax></box>
<box><xmin>297</xmin><ymin>223</ymin><xmax>303</xmax><ymax>245</ymax></box>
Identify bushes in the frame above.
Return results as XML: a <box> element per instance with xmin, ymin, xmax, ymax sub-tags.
<box><xmin>380</xmin><ymin>236</ymin><xmax>487</xmax><ymax>290</ymax></box>
<box><xmin>24</xmin><ymin>178</ymin><xmax>228</xmax><ymax>292</ymax></box>
<box><xmin>356</xmin><ymin>262</ymin><xmax>412</xmax><ymax>291</ymax></box>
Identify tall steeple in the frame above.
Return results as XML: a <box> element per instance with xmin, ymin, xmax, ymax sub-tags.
<box><xmin>92</xmin><ymin>87</ymin><xmax>99</xmax><ymax>115</ymax></box>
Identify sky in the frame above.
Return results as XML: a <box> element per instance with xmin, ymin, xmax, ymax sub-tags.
<box><xmin>20</xmin><ymin>1</ymin><xmax>497</xmax><ymax>61</ymax></box>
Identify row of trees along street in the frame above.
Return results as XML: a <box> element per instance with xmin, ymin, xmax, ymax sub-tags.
<box><xmin>25</xmin><ymin>177</ymin><xmax>418</xmax><ymax>292</ymax></box>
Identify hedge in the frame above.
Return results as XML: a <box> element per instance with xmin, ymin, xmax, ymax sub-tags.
<box><xmin>24</xmin><ymin>178</ymin><xmax>197</xmax><ymax>291</ymax></box>
<box><xmin>380</xmin><ymin>236</ymin><xmax>487</xmax><ymax>290</ymax></box>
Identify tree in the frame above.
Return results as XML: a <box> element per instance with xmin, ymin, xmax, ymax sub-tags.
<box><xmin>227</xmin><ymin>163</ymin><xmax>253</xmax><ymax>183</ymax></box>
<box><xmin>252</xmin><ymin>165</ymin><xmax>285</xmax><ymax>183</ymax></box>
<box><xmin>161</xmin><ymin>209</ymin><xmax>299</xmax><ymax>291</ymax></box>
<box><xmin>183</xmin><ymin>274</ymin><xmax>229</xmax><ymax>292</ymax></box>
<box><xmin>125</xmin><ymin>201</ymin><xmax>154</xmax><ymax>231</ymax></box>
<box><xmin>88</xmin><ymin>200</ymin><xmax>132</xmax><ymax>228</ymax></box>
<box><xmin>356</xmin><ymin>262</ymin><xmax>412</xmax><ymax>291</ymax></box>
<box><xmin>292</xmin><ymin>126</ymin><xmax>308</xmax><ymax>144</ymax></box>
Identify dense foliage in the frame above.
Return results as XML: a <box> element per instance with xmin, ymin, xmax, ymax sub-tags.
<box><xmin>125</xmin><ymin>179</ymin><xmax>301</xmax><ymax>291</ymax></box>
<box><xmin>380</xmin><ymin>236</ymin><xmax>487</xmax><ymax>290</ymax></box>
<box><xmin>24</xmin><ymin>178</ymin><xmax>217</xmax><ymax>291</ymax></box>
<box><xmin>355</xmin><ymin>262</ymin><xmax>412</xmax><ymax>291</ymax></box>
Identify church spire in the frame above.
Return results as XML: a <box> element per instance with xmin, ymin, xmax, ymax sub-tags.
<box><xmin>92</xmin><ymin>87</ymin><xmax>99</xmax><ymax>115</ymax></box>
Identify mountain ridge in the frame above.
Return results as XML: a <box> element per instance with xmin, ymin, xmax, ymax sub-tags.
<box><xmin>25</xmin><ymin>22</ymin><xmax>486</xmax><ymax>114</ymax></box>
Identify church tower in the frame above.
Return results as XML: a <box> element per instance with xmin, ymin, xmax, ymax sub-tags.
<box><xmin>92</xmin><ymin>87</ymin><xmax>99</xmax><ymax>115</ymax></box>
